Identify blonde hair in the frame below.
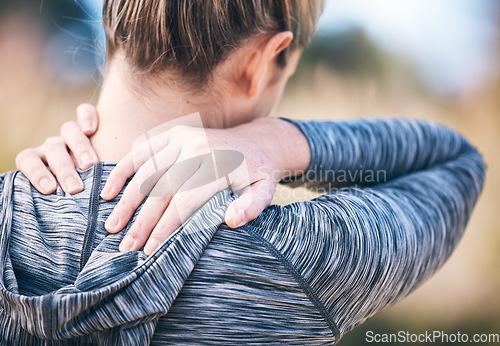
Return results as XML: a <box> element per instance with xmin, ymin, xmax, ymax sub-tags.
<box><xmin>103</xmin><ymin>0</ymin><xmax>324</xmax><ymax>86</ymax></box>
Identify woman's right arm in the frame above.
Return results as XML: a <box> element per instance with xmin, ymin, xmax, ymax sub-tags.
<box><xmin>246</xmin><ymin>118</ymin><xmax>486</xmax><ymax>340</ymax></box>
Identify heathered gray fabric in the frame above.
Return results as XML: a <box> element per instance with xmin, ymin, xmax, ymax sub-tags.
<box><xmin>0</xmin><ymin>118</ymin><xmax>486</xmax><ymax>345</ymax></box>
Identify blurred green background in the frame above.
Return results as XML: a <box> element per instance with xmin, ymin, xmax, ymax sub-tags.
<box><xmin>0</xmin><ymin>1</ymin><xmax>498</xmax><ymax>345</ymax></box>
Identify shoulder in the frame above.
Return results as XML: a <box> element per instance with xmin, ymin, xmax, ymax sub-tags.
<box><xmin>0</xmin><ymin>173</ymin><xmax>4</xmax><ymax>204</ymax></box>
<box><xmin>0</xmin><ymin>171</ymin><xmax>23</xmax><ymax>218</ymax></box>
<box><xmin>1</xmin><ymin>170</ymin><xmax>40</xmax><ymax>199</ymax></box>
<box><xmin>0</xmin><ymin>170</ymin><xmax>23</xmax><ymax>198</ymax></box>
<box><xmin>163</xmin><ymin>223</ymin><xmax>338</xmax><ymax>343</ymax></box>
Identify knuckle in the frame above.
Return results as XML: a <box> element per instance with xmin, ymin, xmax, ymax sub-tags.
<box><xmin>131</xmin><ymin>219</ymin><xmax>145</xmax><ymax>233</ymax></box>
<box><xmin>191</xmin><ymin>138</ymin><xmax>207</xmax><ymax>152</ymax></box>
<box><xmin>44</xmin><ymin>136</ymin><xmax>63</xmax><ymax>149</ymax></box>
<box><xmin>126</xmin><ymin>225</ymin><xmax>142</xmax><ymax>240</ymax></box>
<box><xmin>136</xmin><ymin>161</ymin><xmax>156</xmax><ymax>180</ymax></box>
<box><xmin>170</xmin><ymin>125</ymin><xmax>188</xmax><ymax>133</ymax></box>
<box><xmin>131</xmin><ymin>144</ymin><xmax>148</xmax><ymax>162</ymax></box>
<box><xmin>73</xmin><ymin>140</ymin><xmax>89</xmax><ymax>154</ymax></box>
<box><xmin>51</xmin><ymin>162</ymin><xmax>72</xmax><ymax>175</ymax></box>
<box><xmin>16</xmin><ymin>148</ymin><xmax>35</xmax><ymax>163</ymax></box>
<box><xmin>60</xmin><ymin>121</ymin><xmax>76</xmax><ymax>135</ymax></box>
<box><xmin>169</xmin><ymin>125</ymin><xmax>197</xmax><ymax>141</ymax></box>
<box><xmin>131</xmin><ymin>220</ymin><xmax>153</xmax><ymax>240</ymax></box>
<box><xmin>149</xmin><ymin>231</ymin><xmax>168</xmax><ymax>244</ymax></box>
<box><xmin>171</xmin><ymin>191</ymin><xmax>191</xmax><ymax>207</ymax></box>
<box><xmin>153</xmin><ymin>192</ymin><xmax>171</xmax><ymax>203</ymax></box>
<box><xmin>116</xmin><ymin>198</ymin><xmax>135</xmax><ymax>215</ymax></box>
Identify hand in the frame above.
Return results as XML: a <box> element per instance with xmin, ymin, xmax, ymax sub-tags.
<box><xmin>101</xmin><ymin>117</ymin><xmax>310</xmax><ymax>255</ymax></box>
<box><xmin>16</xmin><ymin>104</ymin><xmax>99</xmax><ymax>194</ymax></box>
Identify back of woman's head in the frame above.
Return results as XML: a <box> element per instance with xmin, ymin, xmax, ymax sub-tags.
<box><xmin>103</xmin><ymin>0</ymin><xmax>324</xmax><ymax>87</ymax></box>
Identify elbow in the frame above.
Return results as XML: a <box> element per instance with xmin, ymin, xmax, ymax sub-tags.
<box><xmin>465</xmin><ymin>141</ymin><xmax>487</xmax><ymax>193</ymax></box>
<box><xmin>475</xmin><ymin>152</ymin><xmax>487</xmax><ymax>197</ymax></box>
<box><xmin>456</xmin><ymin>142</ymin><xmax>487</xmax><ymax>206</ymax></box>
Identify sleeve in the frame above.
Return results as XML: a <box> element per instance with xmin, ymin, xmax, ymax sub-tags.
<box><xmin>0</xmin><ymin>174</ymin><xmax>4</xmax><ymax>208</ymax></box>
<box><xmin>245</xmin><ymin>118</ymin><xmax>486</xmax><ymax>340</ymax></box>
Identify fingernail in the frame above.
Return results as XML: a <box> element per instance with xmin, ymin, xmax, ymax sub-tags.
<box><xmin>39</xmin><ymin>177</ymin><xmax>54</xmax><ymax>194</ymax></box>
<box><xmin>144</xmin><ymin>239</ymin><xmax>160</xmax><ymax>256</ymax></box>
<box><xmin>105</xmin><ymin>214</ymin><xmax>120</xmax><ymax>231</ymax></box>
<box><xmin>101</xmin><ymin>184</ymin><xmax>111</xmax><ymax>198</ymax></box>
<box><xmin>119</xmin><ymin>234</ymin><xmax>135</xmax><ymax>252</ymax></box>
<box><xmin>65</xmin><ymin>177</ymin><xmax>82</xmax><ymax>193</ymax></box>
<box><xmin>233</xmin><ymin>209</ymin><xmax>246</xmax><ymax>228</ymax></box>
<box><xmin>80</xmin><ymin>152</ymin><xmax>95</xmax><ymax>169</ymax></box>
<box><xmin>82</xmin><ymin>120</ymin><xmax>94</xmax><ymax>132</ymax></box>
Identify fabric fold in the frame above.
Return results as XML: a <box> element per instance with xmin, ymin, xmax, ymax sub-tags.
<box><xmin>0</xmin><ymin>169</ymin><xmax>236</xmax><ymax>344</ymax></box>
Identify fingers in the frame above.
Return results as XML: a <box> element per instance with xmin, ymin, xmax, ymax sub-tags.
<box><xmin>118</xmin><ymin>192</ymin><xmax>172</xmax><ymax>252</ymax></box>
<box><xmin>42</xmin><ymin>137</ymin><xmax>84</xmax><ymax>194</ymax></box>
<box><xmin>142</xmin><ymin>197</ymin><xmax>183</xmax><ymax>256</ymax></box>
<box><xmin>142</xmin><ymin>173</ymin><xmax>229</xmax><ymax>256</ymax></box>
<box><xmin>100</xmin><ymin>153</ymin><xmax>137</xmax><ymax>200</ymax></box>
<box><xmin>16</xmin><ymin>148</ymin><xmax>57</xmax><ymax>194</ymax></box>
<box><xmin>104</xmin><ymin>144</ymin><xmax>182</xmax><ymax>233</ymax></box>
<box><xmin>16</xmin><ymin>138</ymin><xmax>84</xmax><ymax>195</ymax></box>
<box><xmin>119</xmin><ymin>157</ymin><xmax>228</xmax><ymax>255</ymax></box>
<box><xmin>112</xmin><ymin>152</ymin><xmax>205</xmax><ymax>250</ymax></box>
<box><xmin>225</xmin><ymin>179</ymin><xmax>275</xmax><ymax>228</ymax></box>
<box><xmin>100</xmin><ymin>134</ymin><xmax>175</xmax><ymax>201</ymax></box>
<box><xmin>60</xmin><ymin>121</ymin><xmax>98</xmax><ymax>170</ymax></box>
<box><xmin>104</xmin><ymin>175</ymin><xmax>150</xmax><ymax>233</ymax></box>
<box><xmin>76</xmin><ymin>103</ymin><xmax>99</xmax><ymax>135</ymax></box>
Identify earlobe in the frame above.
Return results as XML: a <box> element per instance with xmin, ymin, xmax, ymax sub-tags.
<box><xmin>245</xmin><ymin>31</ymin><xmax>294</xmax><ymax>97</ymax></box>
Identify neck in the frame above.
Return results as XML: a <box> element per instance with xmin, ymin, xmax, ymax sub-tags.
<box><xmin>91</xmin><ymin>62</ymin><xmax>230</xmax><ymax>162</ymax></box>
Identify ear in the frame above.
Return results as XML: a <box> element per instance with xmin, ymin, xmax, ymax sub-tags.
<box><xmin>244</xmin><ymin>31</ymin><xmax>294</xmax><ymax>97</ymax></box>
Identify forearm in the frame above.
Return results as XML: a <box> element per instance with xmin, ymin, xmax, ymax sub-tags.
<box><xmin>281</xmin><ymin>117</ymin><xmax>475</xmax><ymax>188</ymax></box>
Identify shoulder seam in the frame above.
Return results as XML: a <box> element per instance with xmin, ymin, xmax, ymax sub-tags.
<box><xmin>242</xmin><ymin>225</ymin><xmax>341</xmax><ymax>343</ymax></box>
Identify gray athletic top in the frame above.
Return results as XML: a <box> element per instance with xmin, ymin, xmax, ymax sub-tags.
<box><xmin>0</xmin><ymin>118</ymin><xmax>486</xmax><ymax>345</ymax></box>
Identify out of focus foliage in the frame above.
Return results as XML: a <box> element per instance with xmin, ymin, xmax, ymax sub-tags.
<box><xmin>0</xmin><ymin>0</ymin><xmax>86</xmax><ymax>26</ymax></box>
<box><xmin>301</xmin><ymin>28</ymin><xmax>386</xmax><ymax>76</ymax></box>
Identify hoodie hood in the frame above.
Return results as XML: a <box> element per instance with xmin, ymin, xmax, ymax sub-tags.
<box><xmin>0</xmin><ymin>165</ymin><xmax>235</xmax><ymax>345</ymax></box>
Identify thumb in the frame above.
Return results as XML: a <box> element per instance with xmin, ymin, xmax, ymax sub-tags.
<box><xmin>225</xmin><ymin>180</ymin><xmax>275</xmax><ymax>228</ymax></box>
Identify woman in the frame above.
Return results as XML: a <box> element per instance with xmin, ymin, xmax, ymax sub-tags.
<box><xmin>2</xmin><ymin>0</ymin><xmax>485</xmax><ymax>344</ymax></box>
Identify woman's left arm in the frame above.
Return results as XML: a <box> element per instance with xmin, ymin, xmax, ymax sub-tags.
<box><xmin>244</xmin><ymin>118</ymin><xmax>486</xmax><ymax>339</ymax></box>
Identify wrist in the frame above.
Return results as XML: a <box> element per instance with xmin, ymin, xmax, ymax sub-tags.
<box><xmin>249</xmin><ymin>117</ymin><xmax>311</xmax><ymax>181</ymax></box>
